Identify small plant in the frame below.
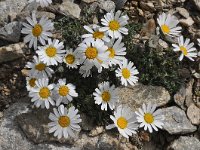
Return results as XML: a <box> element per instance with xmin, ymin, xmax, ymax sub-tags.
<box><xmin>21</xmin><ymin>1</ymin><xmax>199</xmax><ymax>139</ymax></box>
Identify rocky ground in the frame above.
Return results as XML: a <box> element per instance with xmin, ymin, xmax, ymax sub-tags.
<box><xmin>0</xmin><ymin>0</ymin><xmax>200</xmax><ymax>150</ymax></box>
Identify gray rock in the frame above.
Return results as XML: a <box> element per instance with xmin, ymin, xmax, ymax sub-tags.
<box><xmin>97</xmin><ymin>132</ymin><xmax>137</xmax><ymax>150</ymax></box>
<box><xmin>16</xmin><ymin>108</ymin><xmax>76</xmax><ymax>144</ymax></box>
<box><xmin>117</xmin><ymin>83</ymin><xmax>171</xmax><ymax>110</ymax></box>
<box><xmin>192</xmin><ymin>0</ymin><xmax>200</xmax><ymax>11</ymax></box>
<box><xmin>180</xmin><ymin>17</ymin><xmax>194</xmax><ymax>27</ymax></box>
<box><xmin>176</xmin><ymin>7</ymin><xmax>190</xmax><ymax>18</ymax></box>
<box><xmin>82</xmin><ymin>0</ymin><xmax>97</xmax><ymax>3</ymax></box>
<box><xmin>99</xmin><ymin>0</ymin><xmax>116</xmax><ymax>12</ymax></box>
<box><xmin>160</xmin><ymin>106</ymin><xmax>197</xmax><ymax>134</ymax></box>
<box><xmin>0</xmin><ymin>42</ymin><xmax>26</xmax><ymax>64</ymax></box>
<box><xmin>59</xmin><ymin>0</ymin><xmax>81</xmax><ymax>19</ymax></box>
<box><xmin>174</xmin><ymin>79</ymin><xmax>194</xmax><ymax>109</ymax></box>
<box><xmin>167</xmin><ymin>136</ymin><xmax>200</xmax><ymax>150</ymax></box>
<box><xmin>0</xmin><ymin>0</ymin><xmax>28</xmax><ymax>26</ymax></box>
<box><xmin>0</xmin><ymin>21</ymin><xmax>22</xmax><ymax>42</ymax></box>
<box><xmin>0</xmin><ymin>99</ymin><xmax>137</xmax><ymax>150</ymax></box>
<box><xmin>187</xmin><ymin>103</ymin><xmax>200</xmax><ymax>125</ymax></box>
<box><xmin>113</xmin><ymin>0</ymin><xmax>127</xmax><ymax>9</ymax></box>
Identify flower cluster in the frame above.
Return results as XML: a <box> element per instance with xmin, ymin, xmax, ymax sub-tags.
<box><xmin>157</xmin><ymin>12</ymin><xmax>199</xmax><ymax>61</ymax></box>
<box><xmin>22</xmin><ymin>1</ymin><xmax>166</xmax><ymax>139</ymax></box>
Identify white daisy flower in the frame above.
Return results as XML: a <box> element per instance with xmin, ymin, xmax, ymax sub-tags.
<box><xmin>157</xmin><ymin>12</ymin><xmax>182</xmax><ymax>37</ymax></box>
<box><xmin>63</xmin><ymin>49</ymin><xmax>80</xmax><ymax>69</ymax></box>
<box><xmin>106</xmin><ymin>38</ymin><xmax>126</xmax><ymax>66</ymax></box>
<box><xmin>106</xmin><ymin>105</ymin><xmax>138</xmax><ymax>138</ymax></box>
<box><xmin>26</xmin><ymin>55</ymin><xmax>54</xmax><ymax>78</ymax></box>
<box><xmin>79</xmin><ymin>65</ymin><xmax>92</xmax><ymax>78</ymax></box>
<box><xmin>115</xmin><ymin>58</ymin><xmax>139</xmax><ymax>86</ymax></box>
<box><xmin>26</xmin><ymin>74</ymin><xmax>40</xmax><ymax>91</ymax></box>
<box><xmin>93</xmin><ymin>81</ymin><xmax>118</xmax><ymax>111</ymax></box>
<box><xmin>28</xmin><ymin>0</ymin><xmax>52</xmax><ymax>8</ymax></box>
<box><xmin>100</xmin><ymin>10</ymin><xmax>129</xmax><ymax>39</ymax></box>
<box><xmin>29</xmin><ymin>78</ymin><xmax>55</xmax><ymax>109</ymax></box>
<box><xmin>172</xmin><ymin>36</ymin><xmax>197</xmax><ymax>61</ymax></box>
<box><xmin>135</xmin><ymin>103</ymin><xmax>164</xmax><ymax>133</ymax></box>
<box><xmin>82</xmin><ymin>24</ymin><xmax>110</xmax><ymax>42</ymax></box>
<box><xmin>37</xmin><ymin>38</ymin><xmax>65</xmax><ymax>66</ymax></box>
<box><xmin>21</xmin><ymin>11</ymin><xmax>54</xmax><ymax>50</ymax></box>
<box><xmin>77</xmin><ymin>39</ymin><xmax>109</xmax><ymax>70</ymax></box>
<box><xmin>53</xmin><ymin>79</ymin><xmax>78</xmax><ymax>106</ymax></box>
<box><xmin>48</xmin><ymin>105</ymin><xmax>82</xmax><ymax>139</ymax></box>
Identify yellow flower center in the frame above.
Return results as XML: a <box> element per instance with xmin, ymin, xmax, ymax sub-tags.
<box><xmin>65</xmin><ymin>54</ymin><xmax>75</xmax><ymax>64</ymax></box>
<box><xmin>39</xmin><ymin>87</ymin><xmax>50</xmax><ymax>99</ymax></box>
<box><xmin>32</xmin><ymin>24</ymin><xmax>43</xmax><ymax>37</ymax></box>
<box><xmin>45</xmin><ymin>46</ymin><xmax>57</xmax><ymax>57</ymax></box>
<box><xmin>144</xmin><ymin>113</ymin><xmax>154</xmax><ymax>124</ymax></box>
<box><xmin>93</xmin><ymin>31</ymin><xmax>104</xmax><ymax>39</ymax></box>
<box><xmin>107</xmin><ymin>47</ymin><xmax>115</xmax><ymax>58</ymax></box>
<box><xmin>29</xmin><ymin>78</ymin><xmax>36</xmax><ymax>87</ymax></box>
<box><xmin>58</xmin><ymin>116</ymin><xmax>70</xmax><ymax>128</ymax></box>
<box><xmin>85</xmin><ymin>47</ymin><xmax>98</xmax><ymax>59</ymax></box>
<box><xmin>101</xmin><ymin>91</ymin><xmax>111</xmax><ymax>102</ymax></box>
<box><xmin>117</xmin><ymin>117</ymin><xmax>128</xmax><ymax>129</ymax></box>
<box><xmin>109</xmin><ymin>20</ymin><xmax>120</xmax><ymax>31</ymax></box>
<box><xmin>122</xmin><ymin>68</ymin><xmax>131</xmax><ymax>79</ymax></box>
<box><xmin>35</xmin><ymin>63</ymin><xmax>46</xmax><ymax>71</ymax></box>
<box><xmin>161</xmin><ymin>24</ymin><xmax>170</xmax><ymax>34</ymax></box>
<box><xmin>179</xmin><ymin>46</ymin><xmax>188</xmax><ymax>56</ymax></box>
<box><xmin>58</xmin><ymin>85</ymin><xmax>69</xmax><ymax>96</ymax></box>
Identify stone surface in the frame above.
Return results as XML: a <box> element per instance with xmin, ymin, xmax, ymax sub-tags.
<box><xmin>160</xmin><ymin>106</ymin><xmax>197</xmax><ymax>134</ymax></box>
<box><xmin>0</xmin><ymin>21</ymin><xmax>22</xmax><ymax>42</ymax></box>
<box><xmin>174</xmin><ymin>80</ymin><xmax>194</xmax><ymax>109</ymax></box>
<box><xmin>0</xmin><ymin>0</ymin><xmax>28</xmax><ymax>25</ymax></box>
<box><xmin>0</xmin><ymin>100</ymin><xmax>137</xmax><ymax>150</ymax></box>
<box><xmin>82</xmin><ymin>0</ymin><xmax>97</xmax><ymax>3</ymax></box>
<box><xmin>59</xmin><ymin>0</ymin><xmax>81</xmax><ymax>19</ymax></box>
<box><xmin>167</xmin><ymin>136</ymin><xmax>200</xmax><ymax>150</ymax></box>
<box><xmin>117</xmin><ymin>83</ymin><xmax>171</xmax><ymax>110</ymax></box>
<box><xmin>176</xmin><ymin>7</ymin><xmax>189</xmax><ymax>18</ymax></box>
<box><xmin>192</xmin><ymin>0</ymin><xmax>200</xmax><ymax>11</ymax></box>
<box><xmin>16</xmin><ymin>108</ymin><xmax>75</xmax><ymax>144</ymax></box>
<box><xmin>180</xmin><ymin>17</ymin><xmax>194</xmax><ymax>27</ymax></box>
<box><xmin>0</xmin><ymin>42</ymin><xmax>26</xmax><ymax>64</ymax></box>
<box><xmin>113</xmin><ymin>0</ymin><xmax>127</xmax><ymax>9</ymax></box>
<box><xmin>187</xmin><ymin>103</ymin><xmax>200</xmax><ymax>125</ymax></box>
<box><xmin>99</xmin><ymin>0</ymin><xmax>116</xmax><ymax>12</ymax></box>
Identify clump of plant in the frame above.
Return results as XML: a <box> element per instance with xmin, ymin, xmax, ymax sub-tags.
<box><xmin>21</xmin><ymin>0</ymin><xmax>199</xmax><ymax>140</ymax></box>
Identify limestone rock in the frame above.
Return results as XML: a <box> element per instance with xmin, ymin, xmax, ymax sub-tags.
<box><xmin>99</xmin><ymin>0</ymin><xmax>116</xmax><ymax>12</ymax></box>
<box><xmin>117</xmin><ymin>83</ymin><xmax>171</xmax><ymax>110</ymax></box>
<box><xmin>160</xmin><ymin>106</ymin><xmax>197</xmax><ymax>134</ymax></box>
<box><xmin>59</xmin><ymin>0</ymin><xmax>81</xmax><ymax>19</ymax></box>
<box><xmin>176</xmin><ymin>7</ymin><xmax>189</xmax><ymax>18</ymax></box>
<box><xmin>192</xmin><ymin>0</ymin><xmax>200</xmax><ymax>11</ymax></box>
<box><xmin>82</xmin><ymin>0</ymin><xmax>97</xmax><ymax>3</ymax></box>
<box><xmin>97</xmin><ymin>132</ymin><xmax>137</xmax><ymax>150</ymax></box>
<box><xmin>16</xmin><ymin>108</ymin><xmax>76</xmax><ymax>144</ymax></box>
<box><xmin>0</xmin><ymin>0</ymin><xmax>28</xmax><ymax>25</ymax></box>
<box><xmin>0</xmin><ymin>42</ymin><xmax>26</xmax><ymax>64</ymax></box>
<box><xmin>174</xmin><ymin>79</ymin><xmax>194</xmax><ymax>109</ymax></box>
<box><xmin>187</xmin><ymin>103</ymin><xmax>200</xmax><ymax>125</ymax></box>
<box><xmin>167</xmin><ymin>136</ymin><xmax>200</xmax><ymax>150</ymax></box>
<box><xmin>0</xmin><ymin>21</ymin><xmax>22</xmax><ymax>43</ymax></box>
<box><xmin>180</xmin><ymin>17</ymin><xmax>194</xmax><ymax>27</ymax></box>
<box><xmin>113</xmin><ymin>0</ymin><xmax>127</xmax><ymax>9</ymax></box>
